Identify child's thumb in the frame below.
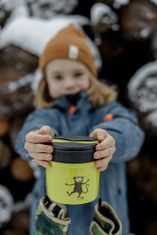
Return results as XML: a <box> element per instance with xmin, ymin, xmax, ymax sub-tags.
<box><xmin>90</xmin><ymin>128</ymin><xmax>107</xmax><ymax>140</ymax></box>
<box><xmin>97</xmin><ymin>130</ymin><xmax>107</xmax><ymax>141</ymax></box>
<box><xmin>38</xmin><ymin>125</ymin><xmax>52</xmax><ymax>135</ymax></box>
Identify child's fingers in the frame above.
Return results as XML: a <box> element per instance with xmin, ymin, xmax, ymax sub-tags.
<box><xmin>36</xmin><ymin>160</ymin><xmax>52</xmax><ymax>168</ymax></box>
<box><xmin>98</xmin><ymin>165</ymin><xmax>110</xmax><ymax>172</ymax></box>
<box><xmin>25</xmin><ymin>131</ymin><xmax>52</xmax><ymax>143</ymax></box>
<box><xmin>90</xmin><ymin>128</ymin><xmax>108</xmax><ymax>141</ymax></box>
<box><xmin>24</xmin><ymin>142</ymin><xmax>53</xmax><ymax>153</ymax></box>
<box><xmin>94</xmin><ymin>146</ymin><xmax>116</xmax><ymax>159</ymax></box>
<box><xmin>96</xmin><ymin>135</ymin><xmax>116</xmax><ymax>151</ymax></box>
<box><xmin>29</xmin><ymin>152</ymin><xmax>52</xmax><ymax>161</ymax></box>
<box><xmin>37</xmin><ymin>126</ymin><xmax>53</xmax><ymax>136</ymax></box>
<box><xmin>95</xmin><ymin>155</ymin><xmax>113</xmax><ymax>171</ymax></box>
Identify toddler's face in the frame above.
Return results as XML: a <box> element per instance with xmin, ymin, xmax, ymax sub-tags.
<box><xmin>45</xmin><ymin>59</ymin><xmax>90</xmax><ymax>98</ymax></box>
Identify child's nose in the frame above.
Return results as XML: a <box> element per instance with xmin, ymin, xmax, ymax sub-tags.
<box><xmin>65</xmin><ymin>78</ymin><xmax>75</xmax><ymax>89</ymax></box>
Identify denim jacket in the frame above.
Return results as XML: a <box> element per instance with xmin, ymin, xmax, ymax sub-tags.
<box><xmin>15</xmin><ymin>92</ymin><xmax>144</xmax><ymax>235</ymax></box>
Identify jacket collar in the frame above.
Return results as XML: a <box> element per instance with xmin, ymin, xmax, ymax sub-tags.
<box><xmin>53</xmin><ymin>91</ymin><xmax>93</xmax><ymax>112</ymax></box>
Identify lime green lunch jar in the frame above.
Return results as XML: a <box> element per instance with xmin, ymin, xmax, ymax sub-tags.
<box><xmin>46</xmin><ymin>136</ymin><xmax>100</xmax><ymax>205</ymax></box>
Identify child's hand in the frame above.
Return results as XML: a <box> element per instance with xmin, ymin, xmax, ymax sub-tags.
<box><xmin>90</xmin><ymin>128</ymin><xmax>116</xmax><ymax>171</ymax></box>
<box><xmin>24</xmin><ymin>126</ymin><xmax>53</xmax><ymax>168</ymax></box>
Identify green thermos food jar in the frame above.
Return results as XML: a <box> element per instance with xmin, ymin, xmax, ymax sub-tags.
<box><xmin>46</xmin><ymin>136</ymin><xmax>99</xmax><ymax>205</ymax></box>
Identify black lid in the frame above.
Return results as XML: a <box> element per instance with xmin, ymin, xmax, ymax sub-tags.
<box><xmin>52</xmin><ymin>136</ymin><xmax>98</xmax><ymax>163</ymax></box>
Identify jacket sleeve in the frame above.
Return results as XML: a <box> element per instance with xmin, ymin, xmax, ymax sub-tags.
<box><xmin>14</xmin><ymin>109</ymin><xmax>60</xmax><ymax>162</ymax></box>
<box><xmin>91</xmin><ymin>102</ymin><xmax>145</xmax><ymax>163</ymax></box>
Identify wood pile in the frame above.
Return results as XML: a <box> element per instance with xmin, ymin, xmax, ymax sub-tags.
<box><xmin>0</xmin><ymin>44</ymin><xmax>38</xmax><ymax>234</ymax></box>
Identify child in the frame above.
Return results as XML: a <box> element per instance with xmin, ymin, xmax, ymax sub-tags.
<box><xmin>15</xmin><ymin>24</ymin><xmax>144</xmax><ymax>235</ymax></box>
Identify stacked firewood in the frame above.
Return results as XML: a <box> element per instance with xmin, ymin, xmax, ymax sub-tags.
<box><xmin>90</xmin><ymin>1</ymin><xmax>157</xmax><ymax>234</ymax></box>
<box><xmin>0</xmin><ymin>0</ymin><xmax>157</xmax><ymax>235</ymax></box>
<box><xmin>0</xmin><ymin>44</ymin><xmax>38</xmax><ymax>235</ymax></box>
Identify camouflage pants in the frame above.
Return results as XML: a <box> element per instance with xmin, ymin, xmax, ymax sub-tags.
<box><xmin>35</xmin><ymin>197</ymin><xmax>122</xmax><ymax>235</ymax></box>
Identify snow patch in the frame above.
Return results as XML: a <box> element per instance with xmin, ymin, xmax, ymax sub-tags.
<box><xmin>113</xmin><ymin>0</ymin><xmax>129</xmax><ymax>8</ymax></box>
<box><xmin>0</xmin><ymin>15</ymin><xmax>89</xmax><ymax>56</ymax></box>
<box><xmin>150</xmin><ymin>0</ymin><xmax>157</xmax><ymax>6</ymax></box>
<box><xmin>145</xmin><ymin>110</ymin><xmax>157</xmax><ymax>128</ymax></box>
<box><xmin>0</xmin><ymin>15</ymin><xmax>102</xmax><ymax>69</ymax></box>
<box><xmin>90</xmin><ymin>3</ymin><xmax>117</xmax><ymax>24</ymax></box>
<box><xmin>128</xmin><ymin>61</ymin><xmax>157</xmax><ymax>112</ymax></box>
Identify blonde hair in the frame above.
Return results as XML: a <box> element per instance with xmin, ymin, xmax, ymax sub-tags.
<box><xmin>34</xmin><ymin>69</ymin><xmax>118</xmax><ymax>109</ymax></box>
<box><xmin>86</xmin><ymin>73</ymin><xmax>117</xmax><ymax>106</ymax></box>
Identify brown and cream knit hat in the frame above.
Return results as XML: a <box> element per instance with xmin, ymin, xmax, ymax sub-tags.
<box><xmin>39</xmin><ymin>24</ymin><xmax>97</xmax><ymax>76</ymax></box>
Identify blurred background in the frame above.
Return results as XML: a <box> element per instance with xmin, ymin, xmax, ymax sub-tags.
<box><xmin>0</xmin><ymin>0</ymin><xmax>157</xmax><ymax>234</ymax></box>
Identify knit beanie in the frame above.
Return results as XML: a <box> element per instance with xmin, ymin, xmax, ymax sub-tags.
<box><xmin>39</xmin><ymin>24</ymin><xmax>97</xmax><ymax>76</ymax></box>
